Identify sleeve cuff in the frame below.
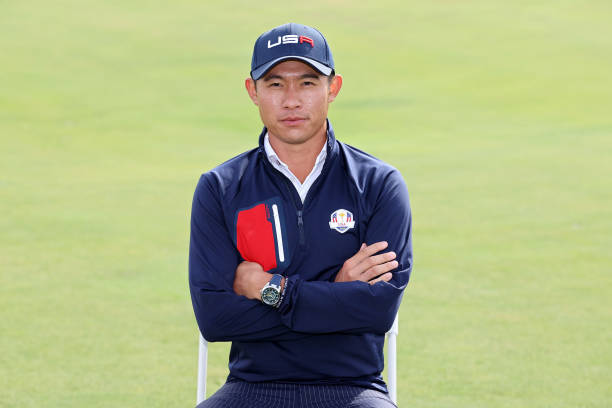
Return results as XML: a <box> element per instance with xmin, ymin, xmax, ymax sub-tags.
<box><xmin>276</xmin><ymin>275</ymin><xmax>300</xmax><ymax>317</ymax></box>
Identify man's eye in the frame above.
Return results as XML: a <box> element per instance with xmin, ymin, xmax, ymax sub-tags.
<box><xmin>303</xmin><ymin>81</ymin><xmax>315</xmax><ymax>86</ymax></box>
<box><xmin>269</xmin><ymin>82</ymin><xmax>281</xmax><ymax>87</ymax></box>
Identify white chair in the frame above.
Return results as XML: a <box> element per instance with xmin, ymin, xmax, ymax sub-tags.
<box><xmin>196</xmin><ymin>314</ymin><xmax>399</xmax><ymax>405</ymax></box>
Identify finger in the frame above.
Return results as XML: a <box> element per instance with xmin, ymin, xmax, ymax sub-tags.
<box><xmin>349</xmin><ymin>251</ymin><xmax>396</xmax><ymax>277</ymax></box>
<box><xmin>362</xmin><ymin>251</ymin><xmax>396</xmax><ymax>271</ymax></box>
<box><xmin>349</xmin><ymin>241</ymin><xmax>388</xmax><ymax>265</ymax></box>
<box><xmin>368</xmin><ymin>272</ymin><xmax>393</xmax><ymax>285</ymax></box>
<box><xmin>364</xmin><ymin>260</ymin><xmax>398</xmax><ymax>281</ymax></box>
<box><xmin>362</xmin><ymin>241</ymin><xmax>388</xmax><ymax>256</ymax></box>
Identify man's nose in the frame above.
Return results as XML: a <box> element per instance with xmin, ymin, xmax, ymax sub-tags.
<box><xmin>282</xmin><ymin>84</ymin><xmax>301</xmax><ymax>109</ymax></box>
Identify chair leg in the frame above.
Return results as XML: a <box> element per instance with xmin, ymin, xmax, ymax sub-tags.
<box><xmin>197</xmin><ymin>334</ymin><xmax>208</xmax><ymax>404</ymax></box>
<box><xmin>386</xmin><ymin>314</ymin><xmax>399</xmax><ymax>404</ymax></box>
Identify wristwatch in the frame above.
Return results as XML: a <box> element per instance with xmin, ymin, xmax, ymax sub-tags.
<box><xmin>260</xmin><ymin>274</ymin><xmax>283</xmax><ymax>307</ymax></box>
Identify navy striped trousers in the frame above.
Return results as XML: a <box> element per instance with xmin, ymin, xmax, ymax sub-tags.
<box><xmin>196</xmin><ymin>379</ymin><xmax>397</xmax><ymax>408</ymax></box>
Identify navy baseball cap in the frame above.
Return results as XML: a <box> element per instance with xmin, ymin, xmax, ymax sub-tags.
<box><xmin>250</xmin><ymin>23</ymin><xmax>335</xmax><ymax>80</ymax></box>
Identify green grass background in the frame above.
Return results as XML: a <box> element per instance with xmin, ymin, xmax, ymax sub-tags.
<box><xmin>1</xmin><ymin>1</ymin><xmax>611</xmax><ymax>407</ymax></box>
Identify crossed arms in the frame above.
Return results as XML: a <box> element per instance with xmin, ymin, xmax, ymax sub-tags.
<box><xmin>233</xmin><ymin>240</ymin><xmax>398</xmax><ymax>301</ymax></box>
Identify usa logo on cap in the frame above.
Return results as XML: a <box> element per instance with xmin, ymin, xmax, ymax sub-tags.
<box><xmin>329</xmin><ymin>209</ymin><xmax>355</xmax><ymax>234</ymax></box>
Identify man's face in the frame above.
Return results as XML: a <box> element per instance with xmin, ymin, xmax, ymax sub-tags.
<box><xmin>245</xmin><ymin>60</ymin><xmax>342</xmax><ymax>147</ymax></box>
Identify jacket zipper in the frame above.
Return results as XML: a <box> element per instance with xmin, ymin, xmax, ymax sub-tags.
<box><xmin>282</xmin><ymin>179</ymin><xmax>306</xmax><ymax>247</ymax></box>
<box><xmin>296</xmin><ymin>209</ymin><xmax>305</xmax><ymax>246</ymax></box>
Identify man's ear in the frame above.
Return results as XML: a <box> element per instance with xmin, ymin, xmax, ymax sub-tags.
<box><xmin>328</xmin><ymin>74</ymin><xmax>343</xmax><ymax>103</ymax></box>
<box><xmin>245</xmin><ymin>78</ymin><xmax>259</xmax><ymax>105</ymax></box>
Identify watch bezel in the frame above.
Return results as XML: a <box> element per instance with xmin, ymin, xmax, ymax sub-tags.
<box><xmin>261</xmin><ymin>286</ymin><xmax>281</xmax><ymax>305</ymax></box>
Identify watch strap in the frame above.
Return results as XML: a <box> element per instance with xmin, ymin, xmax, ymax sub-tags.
<box><xmin>269</xmin><ymin>274</ymin><xmax>282</xmax><ymax>287</ymax></box>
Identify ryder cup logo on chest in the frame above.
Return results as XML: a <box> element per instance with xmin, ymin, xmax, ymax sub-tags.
<box><xmin>329</xmin><ymin>209</ymin><xmax>355</xmax><ymax>234</ymax></box>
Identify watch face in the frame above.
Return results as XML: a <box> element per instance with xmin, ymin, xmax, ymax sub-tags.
<box><xmin>262</xmin><ymin>287</ymin><xmax>280</xmax><ymax>305</ymax></box>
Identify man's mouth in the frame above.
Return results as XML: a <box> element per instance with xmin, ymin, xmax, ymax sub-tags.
<box><xmin>280</xmin><ymin>116</ymin><xmax>307</xmax><ymax>126</ymax></box>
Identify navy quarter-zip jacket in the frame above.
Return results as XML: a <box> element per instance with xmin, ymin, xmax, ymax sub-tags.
<box><xmin>189</xmin><ymin>121</ymin><xmax>412</xmax><ymax>392</ymax></box>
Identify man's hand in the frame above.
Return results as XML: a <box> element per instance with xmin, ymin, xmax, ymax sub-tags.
<box><xmin>233</xmin><ymin>261</ymin><xmax>276</xmax><ymax>300</ymax></box>
<box><xmin>334</xmin><ymin>241</ymin><xmax>398</xmax><ymax>285</ymax></box>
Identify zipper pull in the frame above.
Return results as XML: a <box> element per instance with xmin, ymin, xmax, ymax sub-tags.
<box><xmin>297</xmin><ymin>210</ymin><xmax>305</xmax><ymax>245</ymax></box>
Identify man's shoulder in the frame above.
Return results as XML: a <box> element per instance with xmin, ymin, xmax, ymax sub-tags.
<box><xmin>335</xmin><ymin>140</ymin><xmax>410</xmax><ymax>215</ymax></box>
<box><xmin>337</xmin><ymin>141</ymin><xmax>403</xmax><ymax>187</ymax></box>
<box><xmin>196</xmin><ymin>147</ymin><xmax>260</xmax><ymax>198</ymax></box>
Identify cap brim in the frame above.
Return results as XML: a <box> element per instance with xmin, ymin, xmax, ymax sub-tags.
<box><xmin>251</xmin><ymin>56</ymin><xmax>333</xmax><ymax>80</ymax></box>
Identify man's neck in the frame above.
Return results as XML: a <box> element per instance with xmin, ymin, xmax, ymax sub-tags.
<box><xmin>267</xmin><ymin>130</ymin><xmax>327</xmax><ymax>183</ymax></box>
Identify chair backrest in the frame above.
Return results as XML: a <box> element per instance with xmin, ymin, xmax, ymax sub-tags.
<box><xmin>196</xmin><ymin>314</ymin><xmax>399</xmax><ymax>405</ymax></box>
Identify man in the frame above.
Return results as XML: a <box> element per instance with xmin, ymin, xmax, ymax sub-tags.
<box><xmin>189</xmin><ymin>23</ymin><xmax>412</xmax><ymax>407</ymax></box>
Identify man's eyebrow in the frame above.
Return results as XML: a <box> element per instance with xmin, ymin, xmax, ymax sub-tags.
<box><xmin>263</xmin><ymin>74</ymin><xmax>283</xmax><ymax>82</ymax></box>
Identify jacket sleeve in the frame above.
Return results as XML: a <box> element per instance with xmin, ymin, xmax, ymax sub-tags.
<box><xmin>189</xmin><ymin>174</ymin><xmax>308</xmax><ymax>342</ymax></box>
<box><xmin>277</xmin><ymin>169</ymin><xmax>412</xmax><ymax>334</ymax></box>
